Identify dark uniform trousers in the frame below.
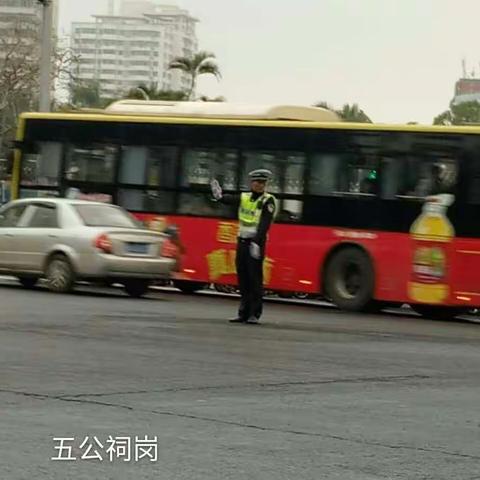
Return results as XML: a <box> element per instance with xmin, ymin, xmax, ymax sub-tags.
<box><xmin>236</xmin><ymin>238</ymin><xmax>265</xmax><ymax>320</ymax></box>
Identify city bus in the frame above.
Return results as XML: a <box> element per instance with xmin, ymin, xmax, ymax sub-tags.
<box><xmin>10</xmin><ymin>100</ymin><xmax>480</xmax><ymax>319</ymax></box>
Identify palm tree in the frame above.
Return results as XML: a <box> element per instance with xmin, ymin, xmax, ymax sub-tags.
<box><xmin>126</xmin><ymin>83</ymin><xmax>188</xmax><ymax>101</ymax></box>
<box><xmin>69</xmin><ymin>80</ymin><xmax>102</xmax><ymax>108</ymax></box>
<box><xmin>314</xmin><ymin>101</ymin><xmax>372</xmax><ymax>123</ymax></box>
<box><xmin>338</xmin><ymin>103</ymin><xmax>372</xmax><ymax>123</ymax></box>
<box><xmin>168</xmin><ymin>51</ymin><xmax>221</xmax><ymax>100</ymax></box>
<box><xmin>314</xmin><ymin>101</ymin><xmax>335</xmax><ymax>111</ymax></box>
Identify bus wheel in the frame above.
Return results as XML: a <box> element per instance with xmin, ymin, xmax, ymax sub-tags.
<box><xmin>278</xmin><ymin>291</ymin><xmax>294</xmax><ymax>298</ymax></box>
<box><xmin>214</xmin><ymin>284</ymin><xmax>237</xmax><ymax>294</ymax></box>
<box><xmin>293</xmin><ymin>292</ymin><xmax>309</xmax><ymax>299</ymax></box>
<box><xmin>410</xmin><ymin>304</ymin><xmax>465</xmax><ymax>321</ymax></box>
<box><xmin>173</xmin><ymin>280</ymin><xmax>206</xmax><ymax>294</ymax></box>
<box><xmin>324</xmin><ymin>247</ymin><xmax>375</xmax><ymax>312</ymax></box>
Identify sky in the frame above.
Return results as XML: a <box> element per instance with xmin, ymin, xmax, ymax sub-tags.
<box><xmin>58</xmin><ymin>0</ymin><xmax>480</xmax><ymax>124</ymax></box>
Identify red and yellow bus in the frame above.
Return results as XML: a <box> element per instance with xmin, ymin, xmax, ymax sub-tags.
<box><xmin>11</xmin><ymin>100</ymin><xmax>480</xmax><ymax>319</ymax></box>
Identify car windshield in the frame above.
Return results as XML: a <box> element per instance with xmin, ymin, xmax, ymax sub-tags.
<box><xmin>73</xmin><ymin>204</ymin><xmax>139</xmax><ymax>228</ymax></box>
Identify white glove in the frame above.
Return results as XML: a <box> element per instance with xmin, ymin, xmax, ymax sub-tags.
<box><xmin>210</xmin><ymin>179</ymin><xmax>222</xmax><ymax>200</ymax></box>
<box><xmin>250</xmin><ymin>242</ymin><xmax>261</xmax><ymax>259</ymax></box>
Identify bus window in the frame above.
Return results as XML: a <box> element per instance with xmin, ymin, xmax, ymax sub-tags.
<box><xmin>177</xmin><ymin>192</ymin><xmax>234</xmax><ymax>218</ymax></box>
<box><xmin>64</xmin><ymin>144</ymin><xmax>117</xmax><ymax>183</ymax></box>
<box><xmin>416</xmin><ymin>159</ymin><xmax>457</xmax><ymax>196</ymax></box>
<box><xmin>284</xmin><ymin>160</ymin><xmax>305</xmax><ymax>194</ymax></box>
<box><xmin>345</xmin><ymin>155</ymin><xmax>378</xmax><ymax>195</ymax></box>
<box><xmin>278</xmin><ymin>200</ymin><xmax>303</xmax><ymax>223</ymax></box>
<box><xmin>241</xmin><ymin>152</ymin><xmax>282</xmax><ymax>193</ymax></box>
<box><xmin>241</xmin><ymin>151</ymin><xmax>305</xmax><ymax>223</ymax></box>
<box><xmin>280</xmin><ymin>159</ymin><xmax>305</xmax><ymax>222</ymax></box>
<box><xmin>119</xmin><ymin>146</ymin><xmax>177</xmax><ymax>188</ymax></box>
<box><xmin>309</xmin><ymin>154</ymin><xmax>342</xmax><ymax>195</ymax></box>
<box><xmin>309</xmin><ymin>153</ymin><xmax>378</xmax><ymax>196</ymax></box>
<box><xmin>380</xmin><ymin>157</ymin><xmax>403</xmax><ymax>200</ymax></box>
<box><xmin>467</xmin><ymin>156</ymin><xmax>480</xmax><ymax>204</ymax></box>
<box><xmin>384</xmin><ymin>156</ymin><xmax>458</xmax><ymax>199</ymax></box>
<box><xmin>21</xmin><ymin>141</ymin><xmax>61</xmax><ymax>187</ymax></box>
<box><xmin>118</xmin><ymin>189</ymin><xmax>174</xmax><ymax>213</ymax></box>
<box><xmin>181</xmin><ymin>149</ymin><xmax>238</xmax><ymax>190</ymax></box>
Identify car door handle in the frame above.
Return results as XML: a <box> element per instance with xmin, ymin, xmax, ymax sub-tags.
<box><xmin>4</xmin><ymin>233</ymin><xmax>13</xmax><ymax>237</ymax></box>
<box><xmin>48</xmin><ymin>234</ymin><xmax>58</xmax><ymax>238</ymax></box>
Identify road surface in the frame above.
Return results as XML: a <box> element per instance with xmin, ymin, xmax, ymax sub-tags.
<box><xmin>1</xmin><ymin>278</ymin><xmax>479</xmax><ymax>479</ymax></box>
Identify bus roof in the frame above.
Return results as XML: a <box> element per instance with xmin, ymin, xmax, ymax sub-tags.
<box><xmin>17</xmin><ymin>106</ymin><xmax>480</xmax><ymax>136</ymax></box>
<box><xmin>103</xmin><ymin>100</ymin><xmax>342</xmax><ymax>122</ymax></box>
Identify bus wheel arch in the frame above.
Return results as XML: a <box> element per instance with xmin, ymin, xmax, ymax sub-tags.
<box><xmin>321</xmin><ymin>243</ymin><xmax>377</xmax><ymax>312</ymax></box>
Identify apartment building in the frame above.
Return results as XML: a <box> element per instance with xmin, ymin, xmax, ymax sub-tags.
<box><xmin>0</xmin><ymin>0</ymin><xmax>58</xmax><ymax>59</ymax></box>
<box><xmin>71</xmin><ymin>2</ymin><xmax>198</xmax><ymax>98</ymax></box>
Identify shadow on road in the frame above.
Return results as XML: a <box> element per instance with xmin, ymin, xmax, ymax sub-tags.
<box><xmin>0</xmin><ymin>277</ymin><xmax>478</xmax><ymax>326</ymax></box>
<box><xmin>0</xmin><ymin>280</ymin><xmax>168</xmax><ymax>301</ymax></box>
<box><xmin>174</xmin><ymin>289</ymin><xmax>480</xmax><ymax>327</ymax></box>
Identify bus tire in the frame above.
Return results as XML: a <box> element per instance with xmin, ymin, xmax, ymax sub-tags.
<box><xmin>324</xmin><ymin>247</ymin><xmax>375</xmax><ymax>312</ymax></box>
<box><xmin>173</xmin><ymin>280</ymin><xmax>205</xmax><ymax>294</ymax></box>
<box><xmin>410</xmin><ymin>304</ymin><xmax>464</xmax><ymax>321</ymax></box>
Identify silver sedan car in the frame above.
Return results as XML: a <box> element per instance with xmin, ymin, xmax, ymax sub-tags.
<box><xmin>0</xmin><ymin>198</ymin><xmax>178</xmax><ymax>297</ymax></box>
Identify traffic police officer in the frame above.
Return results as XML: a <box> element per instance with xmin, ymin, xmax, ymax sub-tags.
<box><xmin>211</xmin><ymin>169</ymin><xmax>276</xmax><ymax>324</ymax></box>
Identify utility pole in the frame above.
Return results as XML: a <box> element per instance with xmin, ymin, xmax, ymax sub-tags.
<box><xmin>37</xmin><ymin>0</ymin><xmax>53</xmax><ymax>112</ymax></box>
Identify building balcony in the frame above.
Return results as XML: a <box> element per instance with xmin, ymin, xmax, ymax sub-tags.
<box><xmin>99</xmin><ymin>74</ymin><xmax>118</xmax><ymax>81</ymax></box>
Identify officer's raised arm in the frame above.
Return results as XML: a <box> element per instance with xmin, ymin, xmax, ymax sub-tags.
<box><xmin>209</xmin><ymin>178</ymin><xmax>240</xmax><ymax>206</ymax></box>
<box><xmin>210</xmin><ymin>179</ymin><xmax>223</xmax><ymax>201</ymax></box>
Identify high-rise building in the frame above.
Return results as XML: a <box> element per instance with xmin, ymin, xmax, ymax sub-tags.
<box><xmin>71</xmin><ymin>2</ymin><xmax>198</xmax><ymax>99</ymax></box>
<box><xmin>452</xmin><ymin>78</ymin><xmax>480</xmax><ymax>106</ymax></box>
<box><xmin>0</xmin><ymin>0</ymin><xmax>58</xmax><ymax>58</ymax></box>
<box><xmin>120</xmin><ymin>0</ymin><xmax>156</xmax><ymax>16</ymax></box>
<box><xmin>451</xmin><ymin>60</ymin><xmax>480</xmax><ymax>106</ymax></box>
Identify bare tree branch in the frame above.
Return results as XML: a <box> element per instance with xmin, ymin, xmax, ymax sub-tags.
<box><xmin>0</xmin><ymin>19</ymin><xmax>79</xmax><ymax>150</ymax></box>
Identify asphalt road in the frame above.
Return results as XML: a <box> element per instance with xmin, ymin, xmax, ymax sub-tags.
<box><xmin>1</xmin><ymin>278</ymin><xmax>480</xmax><ymax>480</ymax></box>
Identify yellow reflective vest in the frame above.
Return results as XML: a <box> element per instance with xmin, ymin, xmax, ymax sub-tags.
<box><xmin>238</xmin><ymin>192</ymin><xmax>276</xmax><ymax>238</ymax></box>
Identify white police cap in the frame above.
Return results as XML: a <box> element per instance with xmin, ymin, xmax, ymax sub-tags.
<box><xmin>248</xmin><ymin>169</ymin><xmax>272</xmax><ymax>181</ymax></box>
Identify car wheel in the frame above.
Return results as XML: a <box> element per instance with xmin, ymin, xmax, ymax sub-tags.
<box><xmin>124</xmin><ymin>280</ymin><xmax>150</xmax><ymax>298</ymax></box>
<box><xmin>17</xmin><ymin>276</ymin><xmax>39</xmax><ymax>289</ymax></box>
<box><xmin>324</xmin><ymin>247</ymin><xmax>375</xmax><ymax>312</ymax></box>
<box><xmin>45</xmin><ymin>254</ymin><xmax>75</xmax><ymax>293</ymax></box>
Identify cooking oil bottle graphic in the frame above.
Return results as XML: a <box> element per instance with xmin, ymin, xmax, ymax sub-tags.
<box><xmin>408</xmin><ymin>194</ymin><xmax>455</xmax><ymax>304</ymax></box>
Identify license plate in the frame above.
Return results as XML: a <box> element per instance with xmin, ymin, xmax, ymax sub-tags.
<box><xmin>126</xmin><ymin>242</ymin><xmax>149</xmax><ymax>254</ymax></box>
